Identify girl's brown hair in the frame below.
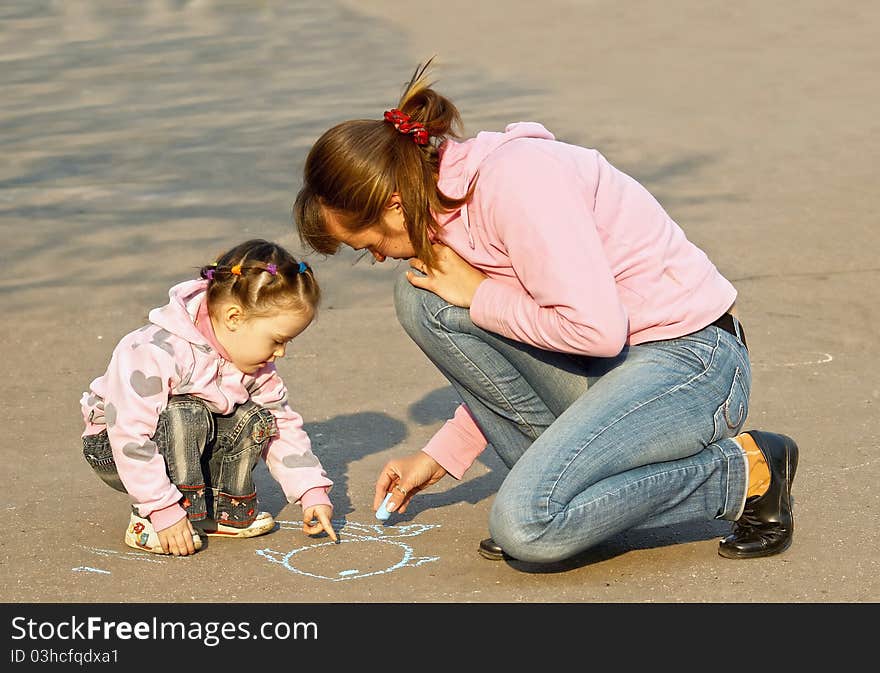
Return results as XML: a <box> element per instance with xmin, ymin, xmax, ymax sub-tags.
<box><xmin>199</xmin><ymin>239</ymin><xmax>320</xmax><ymax>319</ymax></box>
<box><xmin>293</xmin><ymin>58</ymin><xmax>475</xmax><ymax>267</ymax></box>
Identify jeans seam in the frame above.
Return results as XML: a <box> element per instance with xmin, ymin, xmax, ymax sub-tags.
<box><xmin>727</xmin><ymin>440</ymin><xmax>748</xmax><ymax>520</ymax></box>
<box><xmin>550</xmin><ymin>340</ymin><xmax>719</xmax><ymax>503</ymax></box>
<box><xmin>433</xmin><ymin>304</ymin><xmax>540</xmax><ymax>439</ymax></box>
<box><xmin>223</xmin><ymin>404</ymin><xmax>263</xmax><ymax>444</ymax></box>
<box><xmin>565</xmin><ymin>462</ymin><xmax>705</xmax><ymax>521</ymax></box>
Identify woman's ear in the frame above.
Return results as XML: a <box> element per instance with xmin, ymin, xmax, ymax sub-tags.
<box><xmin>386</xmin><ymin>193</ymin><xmax>402</xmax><ymax>210</ymax></box>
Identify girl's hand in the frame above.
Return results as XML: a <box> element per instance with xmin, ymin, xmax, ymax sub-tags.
<box><xmin>373</xmin><ymin>452</ymin><xmax>448</xmax><ymax>515</ymax></box>
<box><xmin>303</xmin><ymin>504</ymin><xmax>337</xmax><ymax>542</ymax></box>
<box><xmin>157</xmin><ymin>517</ymin><xmax>199</xmax><ymax>556</ymax></box>
<box><xmin>407</xmin><ymin>243</ymin><xmax>487</xmax><ymax>308</ymax></box>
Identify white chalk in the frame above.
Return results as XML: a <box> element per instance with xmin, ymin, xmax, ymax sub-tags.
<box><xmin>376</xmin><ymin>492</ymin><xmax>393</xmax><ymax>521</ymax></box>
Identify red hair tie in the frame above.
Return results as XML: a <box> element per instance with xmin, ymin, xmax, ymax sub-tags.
<box><xmin>384</xmin><ymin>108</ymin><xmax>429</xmax><ymax>145</ymax></box>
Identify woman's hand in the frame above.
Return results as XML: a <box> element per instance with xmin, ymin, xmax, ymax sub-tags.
<box><xmin>303</xmin><ymin>504</ymin><xmax>337</xmax><ymax>542</ymax></box>
<box><xmin>157</xmin><ymin>517</ymin><xmax>199</xmax><ymax>556</ymax></box>
<box><xmin>374</xmin><ymin>451</ymin><xmax>448</xmax><ymax>515</ymax></box>
<box><xmin>407</xmin><ymin>243</ymin><xmax>487</xmax><ymax>308</ymax></box>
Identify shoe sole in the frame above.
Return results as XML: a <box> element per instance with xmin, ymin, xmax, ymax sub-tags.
<box><xmin>478</xmin><ymin>548</ymin><xmax>506</xmax><ymax>561</ymax></box>
<box><xmin>478</xmin><ymin>539</ymin><xmax>507</xmax><ymax>561</ymax></box>
<box><xmin>196</xmin><ymin>520</ymin><xmax>275</xmax><ymax>538</ymax></box>
<box><xmin>717</xmin><ymin>535</ymin><xmax>792</xmax><ymax>559</ymax></box>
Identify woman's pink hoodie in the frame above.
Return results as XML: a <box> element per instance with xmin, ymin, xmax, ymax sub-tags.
<box><xmin>422</xmin><ymin>122</ymin><xmax>737</xmax><ymax>478</ymax></box>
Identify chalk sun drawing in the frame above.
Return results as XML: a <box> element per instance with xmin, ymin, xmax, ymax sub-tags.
<box><xmin>256</xmin><ymin>519</ymin><xmax>440</xmax><ymax>581</ymax></box>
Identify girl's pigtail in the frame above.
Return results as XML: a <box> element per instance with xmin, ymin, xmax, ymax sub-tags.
<box><xmin>200</xmin><ymin>263</ymin><xmax>218</xmax><ymax>281</ymax></box>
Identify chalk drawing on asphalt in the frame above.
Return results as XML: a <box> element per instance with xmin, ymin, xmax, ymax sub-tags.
<box><xmin>257</xmin><ymin>519</ymin><xmax>440</xmax><ymax>581</ymax></box>
<box><xmin>754</xmin><ymin>352</ymin><xmax>833</xmax><ymax>369</ymax></box>
<box><xmin>79</xmin><ymin>545</ymin><xmax>166</xmax><ymax>564</ymax></box>
<box><xmin>73</xmin><ymin>566</ymin><xmax>112</xmax><ymax>574</ymax></box>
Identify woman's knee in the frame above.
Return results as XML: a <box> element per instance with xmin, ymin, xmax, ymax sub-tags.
<box><xmin>488</xmin><ymin>493</ymin><xmax>559</xmax><ymax>564</ymax></box>
<box><xmin>393</xmin><ymin>272</ymin><xmax>429</xmax><ymax>336</ymax></box>
<box><xmin>394</xmin><ymin>271</ymin><xmax>470</xmax><ymax>345</ymax></box>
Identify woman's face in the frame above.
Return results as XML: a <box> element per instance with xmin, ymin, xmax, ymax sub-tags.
<box><xmin>321</xmin><ymin>197</ymin><xmax>416</xmax><ymax>263</ymax></box>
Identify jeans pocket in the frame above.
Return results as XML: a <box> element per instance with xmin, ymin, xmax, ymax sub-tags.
<box><xmin>712</xmin><ymin>366</ymin><xmax>749</xmax><ymax>442</ymax></box>
<box><xmin>251</xmin><ymin>410</ymin><xmax>277</xmax><ymax>444</ymax></box>
<box><xmin>82</xmin><ymin>432</ymin><xmax>128</xmax><ymax>493</ymax></box>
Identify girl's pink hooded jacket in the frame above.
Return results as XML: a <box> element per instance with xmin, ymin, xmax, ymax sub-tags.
<box><xmin>80</xmin><ymin>279</ymin><xmax>332</xmax><ymax>530</ymax></box>
<box><xmin>421</xmin><ymin>122</ymin><xmax>737</xmax><ymax>478</ymax></box>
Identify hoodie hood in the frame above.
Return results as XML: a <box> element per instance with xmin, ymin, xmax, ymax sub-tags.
<box><xmin>148</xmin><ymin>279</ymin><xmax>214</xmax><ymax>348</ymax></box>
<box><xmin>437</xmin><ymin>122</ymin><xmax>556</xmax><ymax>248</ymax></box>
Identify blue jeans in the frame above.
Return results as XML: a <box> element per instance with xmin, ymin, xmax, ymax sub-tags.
<box><xmin>82</xmin><ymin>395</ymin><xmax>276</xmax><ymax>527</ymax></box>
<box><xmin>394</xmin><ymin>274</ymin><xmax>751</xmax><ymax>563</ymax></box>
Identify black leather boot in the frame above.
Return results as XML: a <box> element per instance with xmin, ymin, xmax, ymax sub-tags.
<box><xmin>478</xmin><ymin>537</ymin><xmax>507</xmax><ymax>561</ymax></box>
<box><xmin>718</xmin><ymin>430</ymin><xmax>799</xmax><ymax>559</ymax></box>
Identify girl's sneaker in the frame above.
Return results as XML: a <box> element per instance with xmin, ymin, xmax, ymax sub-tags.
<box><xmin>193</xmin><ymin>511</ymin><xmax>275</xmax><ymax>538</ymax></box>
<box><xmin>124</xmin><ymin>513</ymin><xmax>203</xmax><ymax>554</ymax></box>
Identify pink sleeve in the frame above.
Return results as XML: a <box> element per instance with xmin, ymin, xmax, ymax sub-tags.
<box><xmin>299</xmin><ymin>487</ymin><xmax>332</xmax><ymax>510</ymax></box>
<box><xmin>149</xmin><ymin>503</ymin><xmax>188</xmax><ymax>532</ymax></box>
<box><xmin>468</xmin><ymin>144</ymin><xmax>628</xmax><ymax>356</ymax></box>
<box><xmin>421</xmin><ymin>404</ymin><xmax>488</xmax><ymax>479</ymax></box>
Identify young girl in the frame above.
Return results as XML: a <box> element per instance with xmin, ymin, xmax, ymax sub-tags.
<box><xmin>81</xmin><ymin>239</ymin><xmax>337</xmax><ymax>556</ymax></box>
<box><xmin>293</xmin><ymin>60</ymin><xmax>798</xmax><ymax>565</ymax></box>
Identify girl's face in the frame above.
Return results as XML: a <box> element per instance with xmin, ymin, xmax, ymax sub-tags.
<box><xmin>321</xmin><ymin>196</ymin><xmax>416</xmax><ymax>262</ymax></box>
<box><xmin>216</xmin><ymin>305</ymin><xmax>313</xmax><ymax>374</ymax></box>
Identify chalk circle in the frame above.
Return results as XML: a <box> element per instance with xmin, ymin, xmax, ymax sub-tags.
<box><xmin>752</xmin><ymin>352</ymin><xmax>832</xmax><ymax>370</ymax></box>
<box><xmin>259</xmin><ymin>520</ymin><xmax>441</xmax><ymax>581</ymax></box>
<box><xmin>257</xmin><ymin>536</ymin><xmax>439</xmax><ymax>581</ymax></box>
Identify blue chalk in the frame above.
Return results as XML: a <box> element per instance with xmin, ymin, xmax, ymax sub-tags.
<box><xmin>376</xmin><ymin>492</ymin><xmax>393</xmax><ymax>521</ymax></box>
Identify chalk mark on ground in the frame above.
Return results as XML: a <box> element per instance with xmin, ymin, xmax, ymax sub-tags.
<box><xmin>257</xmin><ymin>519</ymin><xmax>440</xmax><ymax>581</ymax></box>
<box><xmin>72</xmin><ymin>566</ymin><xmax>112</xmax><ymax>574</ymax></box>
<box><xmin>754</xmin><ymin>352</ymin><xmax>833</xmax><ymax>369</ymax></box>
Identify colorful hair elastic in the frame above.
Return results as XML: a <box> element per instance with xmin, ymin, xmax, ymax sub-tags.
<box><xmin>383</xmin><ymin>108</ymin><xmax>429</xmax><ymax>145</ymax></box>
<box><xmin>202</xmin><ymin>261</ymin><xmax>304</xmax><ymax>280</ymax></box>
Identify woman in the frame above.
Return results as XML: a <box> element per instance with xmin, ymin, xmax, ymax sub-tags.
<box><xmin>293</xmin><ymin>60</ymin><xmax>797</xmax><ymax>564</ymax></box>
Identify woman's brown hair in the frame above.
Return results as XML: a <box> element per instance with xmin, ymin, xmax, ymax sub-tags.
<box><xmin>293</xmin><ymin>58</ymin><xmax>475</xmax><ymax>267</ymax></box>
